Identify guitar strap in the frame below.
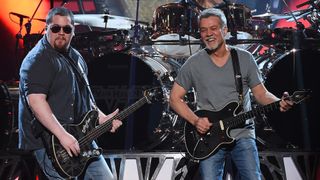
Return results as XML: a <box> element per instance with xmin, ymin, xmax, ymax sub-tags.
<box><xmin>62</xmin><ymin>52</ymin><xmax>98</xmax><ymax>109</ymax></box>
<box><xmin>230</xmin><ymin>48</ymin><xmax>243</xmax><ymax>108</ymax></box>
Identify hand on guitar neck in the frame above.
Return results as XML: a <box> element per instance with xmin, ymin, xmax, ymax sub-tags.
<box><xmin>47</xmin><ymin>87</ymin><xmax>163</xmax><ymax>178</ymax></box>
<box><xmin>279</xmin><ymin>91</ymin><xmax>294</xmax><ymax>112</ymax></box>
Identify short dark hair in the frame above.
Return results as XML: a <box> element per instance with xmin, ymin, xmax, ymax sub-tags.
<box><xmin>198</xmin><ymin>8</ymin><xmax>227</xmax><ymax>28</ymax></box>
<box><xmin>46</xmin><ymin>7</ymin><xmax>74</xmax><ymax>25</ymax></box>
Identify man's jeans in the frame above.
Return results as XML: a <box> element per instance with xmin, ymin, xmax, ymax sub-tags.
<box><xmin>199</xmin><ymin>137</ymin><xmax>262</xmax><ymax>180</ymax></box>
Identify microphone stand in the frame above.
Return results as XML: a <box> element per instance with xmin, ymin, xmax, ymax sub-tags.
<box><xmin>15</xmin><ymin>16</ymin><xmax>24</xmax><ymax>54</ymax></box>
<box><xmin>131</xmin><ymin>0</ymin><xmax>143</xmax><ymax>53</ymax></box>
<box><xmin>13</xmin><ymin>16</ymin><xmax>25</xmax><ymax>80</ymax></box>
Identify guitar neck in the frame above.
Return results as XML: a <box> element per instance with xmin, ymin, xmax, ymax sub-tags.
<box><xmin>225</xmin><ymin>100</ymin><xmax>280</xmax><ymax>128</ymax></box>
<box><xmin>82</xmin><ymin>96</ymin><xmax>149</xmax><ymax>143</ymax></box>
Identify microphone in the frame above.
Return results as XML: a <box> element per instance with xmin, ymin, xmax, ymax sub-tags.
<box><xmin>9</xmin><ymin>12</ymin><xmax>29</xmax><ymax>19</ymax></box>
<box><xmin>296</xmin><ymin>0</ymin><xmax>313</xmax><ymax>8</ymax></box>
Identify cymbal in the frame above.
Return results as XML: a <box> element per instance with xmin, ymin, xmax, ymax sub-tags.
<box><xmin>284</xmin><ymin>8</ymin><xmax>311</xmax><ymax>22</ymax></box>
<box><xmin>252</xmin><ymin>12</ymin><xmax>291</xmax><ymax>21</ymax></box>
<box><xmin>74</xmin><ymin>14</ymin><xmax>148</xmax><ymax>29</ymax></box>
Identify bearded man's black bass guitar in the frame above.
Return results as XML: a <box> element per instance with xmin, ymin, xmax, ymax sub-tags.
<box><xmin>46</xmin><ymin>87</ymin><xmax>162</xmax><ymax>178</ymax></box>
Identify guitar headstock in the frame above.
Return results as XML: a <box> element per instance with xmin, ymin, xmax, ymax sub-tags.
<box><xmin>144</xmin><ymin>87</ymin><xmax>164</xmax><ymax>103</ymax></box>
<box><xmin>290</xmin><ymin>89</ymin><xmax>312</xmax><ymax>104</ymax></box>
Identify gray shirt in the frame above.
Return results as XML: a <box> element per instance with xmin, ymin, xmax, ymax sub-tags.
<box><xmin>175</xmin><ymin>47</ymin><xmax>263</xmax><ymax>139</ymax></box>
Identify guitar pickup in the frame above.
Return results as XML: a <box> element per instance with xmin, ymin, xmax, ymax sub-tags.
<box><xmin>92</xmin><ymin>149</ymin><xmax>101</xmax><ymax>156</ymax></box>
<box><xmin>219</xmin><ymin>120</ymin><xmax>225</xmax><ymax>130</ymax></box>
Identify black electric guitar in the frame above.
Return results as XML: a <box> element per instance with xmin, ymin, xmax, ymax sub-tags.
<box><xmin>47</xmin><ymin>87</ymin><xmax>162</xmax><ymax>178</ymax></box>
<box><xmin>184</xmin><ymin>90</ymin><xmax>311</xmax><ymax>160</ymax></box>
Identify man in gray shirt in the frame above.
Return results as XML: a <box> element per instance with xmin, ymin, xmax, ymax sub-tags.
<box><xmin>170</xmin><ymin>8</ymin><xmax>293</xmax><ymax>180</ymax></box>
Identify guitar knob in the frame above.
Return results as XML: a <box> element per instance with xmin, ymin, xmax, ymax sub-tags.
<box><xmin>93</xmin><ymin>149</ymin><xmax>101</xmax><ymax>156</ymax></box>
<box><xmin>200</xmin><ymin>138</ymin><xmax>208</xmax><ymax>145</ymax></box>
<box><xmin>82</xmin><ymin>151</ymin><xmax>88</xmax><ymax>157</ymax></box>
<box><xmin>88</xmin><ymin>151</ymin><xmax>92</xmax><ymax>156</ymax></box>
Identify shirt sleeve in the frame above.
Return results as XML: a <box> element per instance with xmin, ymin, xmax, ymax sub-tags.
<box><xmin>175</xmin><ymin>60</ymin><xmax>194</xmax><ymax>91</ymax></box>
<box><xmin>246</xmin><ymin>52</ymin><xmax>264</xmax><ymax>88</ymax></box>
<box><xmin>21</xmin><ymin>52</ymin><xmax>56</xmax><ymax>96</ymax></box>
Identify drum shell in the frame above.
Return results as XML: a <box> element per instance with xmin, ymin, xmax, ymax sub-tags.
<box><xmin>264</xmin><ymin>49</ymin><xmax>320</xmax><ymax>149</ymax></box>
<box><xmin>71</xmin><ymin>30</ymin><xmax>130</xmax><ymax>62</ymax></box>
<box><xmin>151</xmin><ymin>3</ymin><xmax>201</xmax><ymax>58</ymax></box>
<box><xmin>151</xmin><ymin>3</ymin><xmax>200</xmax><ymax>39</ymax></box>
<box><xmin>87</xmin><ymin>53</ymin><xmax>186</xmax><ymax>150</ymax></box>
<box><xmin>0</xmin><ymin>82</ymin><xmax>18</xmax><ymax>150</ymax></box>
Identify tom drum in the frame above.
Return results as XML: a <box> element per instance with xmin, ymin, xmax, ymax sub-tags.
<box><xmin>151</xmin><ymin>3</ymin><xmax>201</xmax><ymax>58</ymax></box>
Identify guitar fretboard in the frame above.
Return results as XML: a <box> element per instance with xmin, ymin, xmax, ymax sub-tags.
<box><xmin>79</xmin><ymin>96</ymin><xmax>148</xmax><ymax>146</ymax></box>
<box><xmin>224</xmin><ymin>100</ymin><xmax>280</xmax><ymax>128</ymax></box>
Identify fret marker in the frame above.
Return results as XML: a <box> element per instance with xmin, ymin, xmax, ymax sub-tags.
<box><xmin>219</xmin><ymin>120</ymin><xmax>224</xmax><ymax>130</ymax></box>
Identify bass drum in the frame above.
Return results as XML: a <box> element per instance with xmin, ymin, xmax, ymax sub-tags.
<box><xmin>263</xmin><ymin>49</ymin><xmax>320</xmax><ymax>149</ymax></box>
<box><xmin>0</xmin><ymin>81</ymin><xmax>18</xmax><ymax>150</ymax></box>
<box><xmin>87</xmin><ymin>53</ymin><xmax>192</xmax><ymax>151</ymax></box>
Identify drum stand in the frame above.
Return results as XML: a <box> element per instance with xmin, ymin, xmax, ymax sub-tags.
<box><xmin>223</xmin><ymin>0</ymin><xmax>238</xmax><ymax>43</ymax></box>
<box><xmin>125</xmin><ymin>0</ymin><xmax>143</xmax><ymax>150</ymax></box>
<box><xmin>278</xmin><ymin>0</ymin><xmax>311</xmax><ymax>150</ymax></box>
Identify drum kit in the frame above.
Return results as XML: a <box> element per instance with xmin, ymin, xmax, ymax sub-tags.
<box><xmin>2</xmin><ymin>0</ymin><xmax>318</xmax><ymax>151</ymax></box>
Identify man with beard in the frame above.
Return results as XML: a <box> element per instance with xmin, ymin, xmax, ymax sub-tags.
<box><xmin>170</xmin><ymin>8</ymin><xmax>293</xmax><ymax>180</ymax></box>
<box><xmin>18</xmin><ymin>7</ymin><xmax>122</xmax><ymax>179</ymax></box>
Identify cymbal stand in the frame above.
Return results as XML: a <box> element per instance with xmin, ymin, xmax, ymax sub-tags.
<box><xmin>280</xmin><ymin>0</ymin><xmax>311</xmax><ymax>150</ymax></box>
<box><xmin>185</xmin><ymin>2</ymin><xmax>195</xmax><ymax>56</ymax></box>
<box><xmin>223</xmin><ymin>0</ymin><xmax>238</xmax><ymax>44</ymax></box>
<box><xmin>75</xmin><ymin>0</ymin><xmax>85</xmax><ymax>14</ymax></box>
<box><xmin>15</xmin><ymin>16</ymin><xmax>25</xmax><ymax>54</ymax></box>
<box><xmin>281</xmin><ymin>0</ymin><xmax>305</xmax><ymax>30</ymax></box>
<box><xmin>130</xmin><ymin>0</ymin><xmax>143</xmax><ymax>54</ymax></box>
<box><xmin>125</xmin><ymin>0</ymin><xmax>141</xmax><ymax>150</ymax></box>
